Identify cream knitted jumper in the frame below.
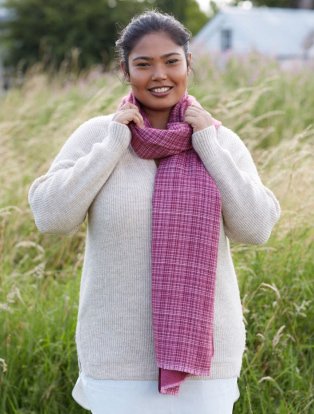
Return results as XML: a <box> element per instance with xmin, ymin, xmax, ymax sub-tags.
<box><xmin>28</xmin><ymin>114</ymin><xmax>281</xmax><ymax>381</ymax></box>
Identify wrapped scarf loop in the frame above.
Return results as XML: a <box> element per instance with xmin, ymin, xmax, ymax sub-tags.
<box><xmin>120</xmin><ymin>92</ymin><xmax>222</xmax><ymax>395</ymax></box>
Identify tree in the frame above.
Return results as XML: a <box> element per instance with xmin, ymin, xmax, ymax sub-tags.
<box><xmin>0</xmin><ymin>0</ymin><xmax>149</xmax><ymax>70</ymax></box>
<box><xmin>0</xmin><ymin>0</ymin><xmax>208</xmax><ymax>72</ymax></box>
<box><xmin>152</xmin><ymin>0</ymin><xmax>208</xmax><ymax>35</ymax></box>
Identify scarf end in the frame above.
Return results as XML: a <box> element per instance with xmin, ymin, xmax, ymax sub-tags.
<box><xmin>158</xmin><ymin>368</ymin><xmax>189</xmax><ymax>395</ymax></box>
<box><xmin>158</xmin><ymin>365</ymin><xmax>212</xmax><ymax>395</ymax></box>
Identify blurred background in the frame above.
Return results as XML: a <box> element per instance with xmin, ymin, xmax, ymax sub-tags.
<box><xmin>0</xmin><ymin>1</ymin><xmax>313</xmax><ymax>413</ymax></box>
<box><xmin>0</xmin><ymin>0</ymin><xmax>313</xmax><ymax>85</ymax></box>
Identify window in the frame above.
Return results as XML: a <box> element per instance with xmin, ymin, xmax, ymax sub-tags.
<box><xmin>221</xmin><ymin>29</ymin><xmax>232</xmax><ymax>51</ymax></box>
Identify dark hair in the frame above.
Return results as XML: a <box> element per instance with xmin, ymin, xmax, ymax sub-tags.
<box><xmin>115</xmin><ymin>11</ymin><xmax>191</xmax><ymax>74</ymax></box>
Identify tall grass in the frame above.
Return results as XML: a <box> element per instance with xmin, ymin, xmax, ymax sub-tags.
<box><xmin>0</xmin><ymin>56</ymin><xmax>313</xmax><ymax>413</ymax></box>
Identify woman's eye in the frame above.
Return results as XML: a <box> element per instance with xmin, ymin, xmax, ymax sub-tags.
<box><xmin>136</xmin><ymin>62</ymin><xmax>149</xmax><ymax>67</ymax></box>
<box><xmin>167</xmin><ymin>59</ymin><xmax>179</xmax><ymax>64</ymax></box>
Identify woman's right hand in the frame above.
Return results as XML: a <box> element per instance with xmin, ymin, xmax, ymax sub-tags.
<box><xmin>112</xmin><ymin>103</ymin><xmax>144</xmax><ymax>128</ymax></box>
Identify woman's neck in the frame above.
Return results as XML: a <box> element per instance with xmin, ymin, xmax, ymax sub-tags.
<box><xmin>144</xmin><ymin>108</ymin><xmax>171</xmax><ymax>129</ymax></box>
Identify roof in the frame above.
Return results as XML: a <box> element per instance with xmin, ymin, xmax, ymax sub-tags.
<box><xmin>192</xmin><ymin>7</ymin><xmax>314</xmax><ymax>58</ymax></box>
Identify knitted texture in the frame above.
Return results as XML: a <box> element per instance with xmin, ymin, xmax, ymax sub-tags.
<box><xmin>121</xmin><ymin>93</ymin><xmax>222</xmax><ymax>395</ymax></box>
<box><xmin>28</xmin><ymin>113</ymin><xmax>281</xmax><ymax>401</ymax></box>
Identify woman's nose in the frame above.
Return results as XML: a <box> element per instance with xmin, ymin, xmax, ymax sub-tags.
<box><xmin>151</xmin><ymin>65</ymin><xmax>167</xmax><ymax>81</ymax></box>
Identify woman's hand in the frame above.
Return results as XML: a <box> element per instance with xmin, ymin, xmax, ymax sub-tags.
<box><xmin>112</xmin><ymin>103</ymin><xmax>144</xmax><ymax>128</ymax></box>
<box><xmin>184</xmin><ymin>104</ymin><xmax>214</xmax><ymax>133</ymax></box>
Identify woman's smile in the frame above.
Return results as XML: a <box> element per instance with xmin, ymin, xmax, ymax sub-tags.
<box><xmin>148</xmin><ymin>85</ymin><xmax>174</xmax><ymax>97</ymax></box>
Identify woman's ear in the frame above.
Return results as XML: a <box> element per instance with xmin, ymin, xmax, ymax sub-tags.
<box><xmin>187</xmin><ymin>53</ymin><xmax>192</xmax><ymax>74</ymax></box>
<box><xmin>120</xmin><ymin>61</ymin><xmax>130</xmax><ymax>81</ymax></box>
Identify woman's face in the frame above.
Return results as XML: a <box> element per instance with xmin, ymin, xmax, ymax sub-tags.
<box><xmin>125</xmin><ymin>31</ymin><xmax>191</xmax><ymax>114</ymax></box>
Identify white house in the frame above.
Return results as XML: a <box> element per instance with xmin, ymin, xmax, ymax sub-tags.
<box><xmin>192</xmin><ymin>6</ymin><xmax>314</xmax><ymax>62</ymax></box>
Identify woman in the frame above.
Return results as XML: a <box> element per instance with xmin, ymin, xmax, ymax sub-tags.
<box><xmin>28</xmin><ymin>11</ymin><xmax>281</xmax><ymax>414</ymax></box>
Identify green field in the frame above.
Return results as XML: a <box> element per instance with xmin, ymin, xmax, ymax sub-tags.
<box><xmin>0</xmin><ymin>56</ymin><xmax>313</xmax><ymax>413</ymax></box>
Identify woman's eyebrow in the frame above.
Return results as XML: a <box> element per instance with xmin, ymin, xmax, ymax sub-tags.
<box><xmin>132</xmin><ymin>52</ymin><xmax>182</xmax><ymax>62</ymax></box>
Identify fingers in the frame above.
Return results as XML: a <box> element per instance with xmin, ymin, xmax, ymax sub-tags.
<box><xmin>189</xmin><ymin>101</ymin><xmax>203</xmax><ymax>109</ymax></box>
<box><xmin>122</xmin><ymin>109</ymin><xmax>144</xmax><ymax>128</ymax></box>
<box><xmin>186</xmin><ymin>104</ymin><xmax>211</xmax><ymax>117</ymax></box>
<box><xmin>132</xmin><ymin>111</ymin><xmax>144</xmax><ymax>128</ymax></box>
<box><xmin>119</xmin><ymin>102</ymin><xmax>138</xmax><ymax>110</ymax></box>
<box><xmin>121</xmin><ymin>104</ymin><xmax>144</xmax><ymax>127</ymax></box>
<box><xmin>184</xmin><ymin>105</ymin><xmax>213</xmax><ymax>132</ymax></box>
<box><xmin>113</xmin><ymin>105</ymin><xmax>144</xmax><ymax>128</ymax></box>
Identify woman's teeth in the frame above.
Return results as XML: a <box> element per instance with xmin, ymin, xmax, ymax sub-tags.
<box><xmin>150</xmin><ymin>87</ymin><xmax>171</xmax><ymax>93</ymax></box>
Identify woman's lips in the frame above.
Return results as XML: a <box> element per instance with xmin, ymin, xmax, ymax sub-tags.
<box><xmin>148</xmin><ymin>86</ymin><xmax>173</xmax><ymax>97</ymax></box>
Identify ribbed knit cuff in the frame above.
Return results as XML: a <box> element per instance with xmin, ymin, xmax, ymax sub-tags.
<box><xmin>106</xmin><ymin>121</ymin><xmax>131</xmax><ymax>152</ymax></box>
<box><xmin>192</xmin><ymin>125</ymin><xmax>221</xmax><ymax>161</ymax></box>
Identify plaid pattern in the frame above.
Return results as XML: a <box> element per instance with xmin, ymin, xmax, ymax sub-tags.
<box><xmin>121</xmin><ymin>92</ymin><xmax>222</xmax><ymax>395</ymax></box>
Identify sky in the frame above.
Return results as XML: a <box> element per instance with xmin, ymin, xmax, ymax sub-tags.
<box><xmin>196</xmin><ymin>0</ymin><xmax>237</xmax><ymax>13</ymax></box>
<box><xmin>196</xmin><ymin>0</ymin><xmax>212</xmax><ymax>12</ymax></box>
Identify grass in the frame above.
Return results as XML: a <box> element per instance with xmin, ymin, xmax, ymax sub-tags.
<box><xmin>0</xmin><ymin>55</ymin><xmax>313</xmax><ymax>413</ymax></box>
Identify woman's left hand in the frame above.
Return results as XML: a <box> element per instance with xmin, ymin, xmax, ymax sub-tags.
<box><xmin>184</xmin><ymin>104</ymin><xmax>214</xmax><ymax>133</ymax></box>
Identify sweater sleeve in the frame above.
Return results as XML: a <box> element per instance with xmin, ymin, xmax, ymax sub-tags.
<box><xmin>28</xmin><ymin>116</ymin><xmax>131</xmax><ymax>234</ymax></box>
<box><xmin>192</xmin><ymin>125</ymin><xmax>281</xmax><ymax>244</ymax></box>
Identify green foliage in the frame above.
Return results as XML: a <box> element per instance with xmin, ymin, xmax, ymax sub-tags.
<box><xmin>233</xmin><ymin>232</ymin><xmax>314</xmax><ymax>413</ymax></box>
<box><xmin>0</xmin><ymin>0</ymin><xmax>143</xmax><ymax>70</ymax></box>
<box><xmin>0</xmin><ymin>57</ymin><xmax>313</xmax><ymax>413</ymax></box>
<box><xmin>0</xmin><ymin>0</ymin><xmax>207</xmax><ymax>71</ymax></box>
<box><xmin>153</xmin><ymin>0</ymin><xmax>208</xmax><ymax>34</ymax></box>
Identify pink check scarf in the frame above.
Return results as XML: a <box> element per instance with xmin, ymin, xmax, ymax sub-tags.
<box><xmin>120</xmin><ymin>92</ymin><xmax>222</xmax><ymax>395</ymax></box>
